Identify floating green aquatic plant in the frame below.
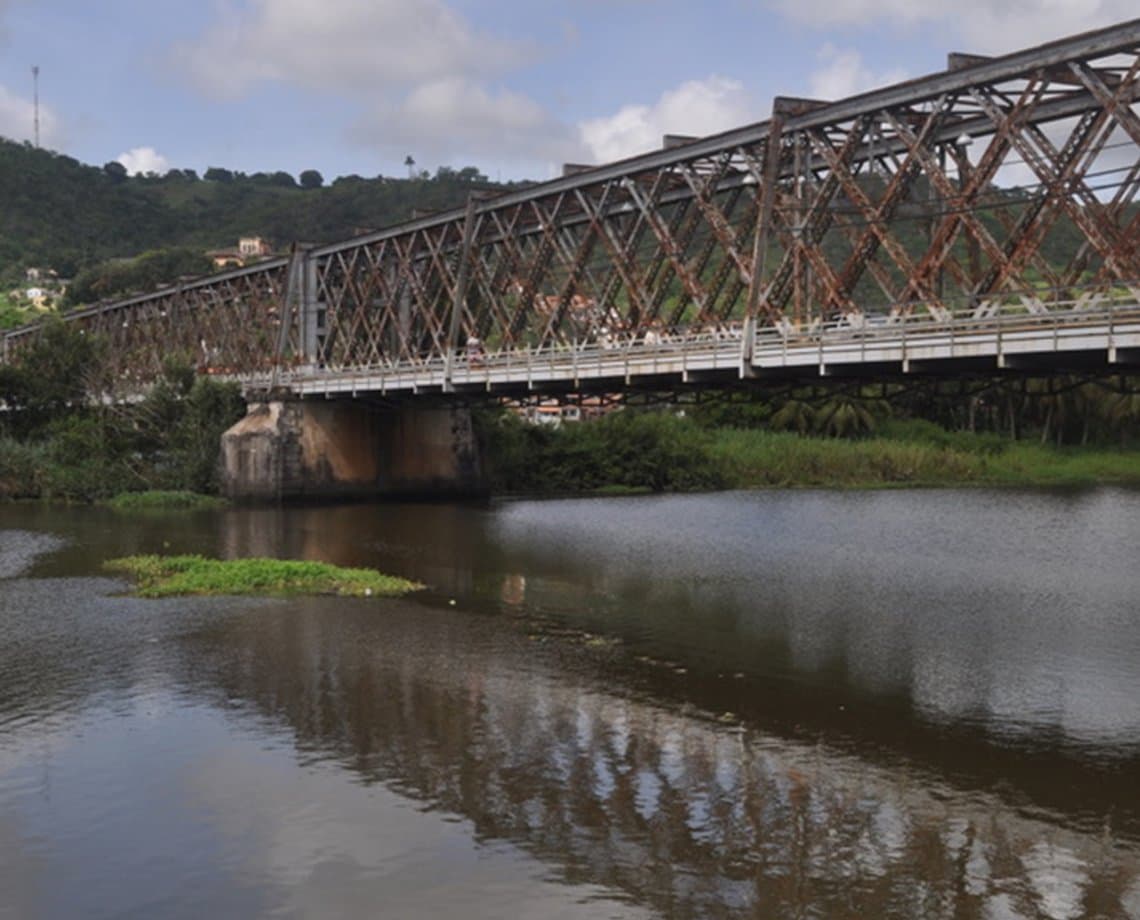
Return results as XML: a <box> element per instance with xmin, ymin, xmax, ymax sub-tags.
<box><xmin>106</xmin><ymin>554</ymin><xmax>422</xmax><ymax>599</ymax></box>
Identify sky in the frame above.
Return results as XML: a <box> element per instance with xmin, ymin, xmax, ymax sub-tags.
<box><xmin>0</xmin><ymin>0</ymin><xmax>1135</xmax><ymax>182</ymax></box>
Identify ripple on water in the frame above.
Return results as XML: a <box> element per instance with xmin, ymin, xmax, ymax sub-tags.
<box><xmin>0</xmin><ymin>530</ymin><xmax>67</xmax><ymax>579</ymax></box>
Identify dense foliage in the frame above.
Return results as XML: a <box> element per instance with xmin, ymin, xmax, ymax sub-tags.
<box><xmin>478</xmin><ymin>409</ymin><xmax>729</xmax><ymax>494</ymax></box>
<box><xmin>0</xmin><ymin>324</ymin><xmax>245</xmax><ymax>500</ymax></box>
<box><xmin>476</xmin><ymin>376</ymin><xmax>1140</xmax><ymax>495</ymax></box>
<box><xmin>0</xmin><ymin>137</ymin><xmax>511</xmax><ymax>294</ymax></box>
<box><xmin>64</xmin><ymin>248</ymin><xmax>214</xmax><ymax>306</ymax></box>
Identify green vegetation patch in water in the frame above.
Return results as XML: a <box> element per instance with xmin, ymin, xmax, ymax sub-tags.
<box><xmin>106</xmin><ymin>554</ymin><xmax>423</xmax><ymax>599</ymax></box>
<box><xmin>107</xmin><ymin>491</ymin><xmax>227</xmax><ymax>512</ymax></box>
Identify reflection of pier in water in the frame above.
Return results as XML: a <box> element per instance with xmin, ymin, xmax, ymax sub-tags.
<box><xmin>182</xmin><ymin>601</ymin><xmax>1140</xmax><ymax>920</ymax></box>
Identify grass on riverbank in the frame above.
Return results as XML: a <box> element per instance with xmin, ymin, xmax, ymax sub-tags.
<box><xmin>708</xmin><ymin>428</ymin><xmax>1140</xmax><ymax>488</ymax></box>
<box><xmin>106</xmin><ymin>490</ymin><xmax>227</xmax><ymax>511</ymax></box>
<box><xmin>106</xmin><ymin>555</ymin><xmax>423</xmax><ymax>599</ymax></box>
<box><xmin>479</xmin><ymin>408</ymin><xmax>1140</xmax><ymax>494</ymax></box>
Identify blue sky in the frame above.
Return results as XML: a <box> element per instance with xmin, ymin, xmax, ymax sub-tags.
<box><xmin>0</xmin><ymin>0</ymin><xmax>1133</xmax><ymax>181</ymax></box>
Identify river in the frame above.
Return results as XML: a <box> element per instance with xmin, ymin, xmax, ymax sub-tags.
<box><xmin>1</xmin><ymin>489</ymin><xmax>1138</xmax><ymax>919</ymax></box>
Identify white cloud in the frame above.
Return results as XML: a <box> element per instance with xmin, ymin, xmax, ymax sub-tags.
<box><xmin>116</xmin><ymin>146</ymin><xmax>170</xmax><ymax>176</ymax></box>
<box><xmin>176</xmin><ymin>0</ymin><xmax>528</xmax><ymax>98</ymax></box>
<box><xmin>0</xmin><ymin>84</ymin><xmax>61</xmax><ymax>147</ymax></box>
<box><xmin>578</xmin><ymin>76</ymin><xmax>761</xmax><ymax>163</ymax></box>
<box><xmin>353</xmin><ymin>78</ymin><xmax>585</xmax><ymax>168</ymax></box>
<box><xmin>769</xmin><ymin>0</ymin><xmax>1137</xmax><ymax>54</ymax></box>
<box><xmin>808</xmin><ymin>44</ymin><xmax>908</xmax><ymax>100</ymax></box>
<box><xmin>176</xmin><ymin>0</ymin><xmax>562</xmax><ymax>176</ymax></box>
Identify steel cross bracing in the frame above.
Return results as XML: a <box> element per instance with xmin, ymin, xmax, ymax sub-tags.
<box><xmin>3</xmin><ymin>20</ymin><xmax>1140</xmax><ymax>397</ymax></box>
<box><xmin>2</xmin><ymin>259</ymin><xmax>294</xmax><ymax>386</ymax></box>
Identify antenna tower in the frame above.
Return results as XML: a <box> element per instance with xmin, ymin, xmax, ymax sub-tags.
<box><xmin>32</xmin><ymin>66</ymin><xmax>40</xmax><ymax>148</ymax></box>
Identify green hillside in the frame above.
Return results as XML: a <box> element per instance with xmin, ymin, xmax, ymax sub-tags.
<box><xmin>0</xmin><ymin>138</ymin><xmax>515</xmax><ymax>322</ymax></box>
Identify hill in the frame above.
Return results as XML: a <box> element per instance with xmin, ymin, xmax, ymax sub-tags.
<box><xmin>0</xmin><ymin>137</ymin><xmax>516</xmax><ymax>321</ymax></box>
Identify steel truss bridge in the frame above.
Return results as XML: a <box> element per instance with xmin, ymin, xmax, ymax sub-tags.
<box><xmin>4</xmin><ymin>21</ymin><xmax>1140</xmax><ymax>401</ymax></box>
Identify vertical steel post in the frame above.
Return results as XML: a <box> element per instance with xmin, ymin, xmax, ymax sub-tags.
<box><xmin>271</xmin><ymin>244</ymin><xmax>303</xmax><ymax>389</ymax></box>
<box><xmin>296</xmin><ymin>244</ymin><xmax>321</xmax><ymax>367</ymax></box>
<box><xmin>747</xmin><ymin>115</ymin><xmax>785</xmax><ymax>322</ymax></box>
<box><xmin>445</xmin><ymin>193</ymin><xmax>480</xmax><ymax>389</ymax></box>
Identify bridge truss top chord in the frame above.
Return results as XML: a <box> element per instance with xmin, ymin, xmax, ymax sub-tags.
<box><xmin>4</xmin><ymin>19</ymin><xmax>1140</xmax><ymax>396</ymax></box>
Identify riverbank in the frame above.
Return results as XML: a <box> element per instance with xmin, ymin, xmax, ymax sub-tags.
<box><xmin>481</xmin><ymin>411</ymin><xmax>1140</xmax><ymax>494</ymax></box>
<box><xmin>708</xmin><ymin>428</ymin><xmax>1140</xmax><ymax>489</ymax></box>
<box><xmin>5</xmin><ymin>324</ymin><xmax>1137</xmax><ymax>499</ymax></box>
<box><xmin>5</xmin><ymin>423</ymin><xmax>1138</xmax><ymax>504</ymax></box>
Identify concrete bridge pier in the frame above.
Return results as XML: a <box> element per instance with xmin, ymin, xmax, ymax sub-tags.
<box><xmin>220</xmin><ymin>400</ymin><xmax>485</xmax><ymax>502</ymax></box>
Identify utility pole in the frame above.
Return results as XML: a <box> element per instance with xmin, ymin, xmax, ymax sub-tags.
<box><xmin>32</xmin><ymin>65</ymin><xmax>40</xmax><ymax>148</ymax></box>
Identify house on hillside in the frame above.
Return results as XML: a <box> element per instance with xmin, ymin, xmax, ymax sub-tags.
<box><xmin>207</xmin><ymin>236</ymin><xmax>274</xmax><ymax>269</ymax></box>
<box><xmin>21</xmin><ymin>286</ymin><xmax>57</xmax><ymax>310</ymax></box>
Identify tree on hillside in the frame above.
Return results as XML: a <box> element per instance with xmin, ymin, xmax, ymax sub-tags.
<box><xmin>64</xmin><ymin>248</ymin><xmax>213</xmax><ymax>307</ymax></box>
<box><xmin>300</xmin><ymin>169</ymin><xmax>323</xmax><ymax>189</ymax></box>
<box><xmin>435</xmin><ymin>165</ymin><xmax>489</xmax><ymax>183</ymax></box>
<box><xmin>103</xmin><ymin>161</ymin><xmax>128</xmax><ymax>183</ymax></box>
<box><xmin>0</xmin><ymin>137</ymin><xmax>514</xmax><ymax>282</ymax></box>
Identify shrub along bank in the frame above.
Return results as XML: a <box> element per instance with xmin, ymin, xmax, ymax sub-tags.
<box><xmin>477</xmin><ymin>409</ymin><xmax>729</xmax><ymax>494</ymax></box>
<box><xmin>0</xmin><ymin>323</ymin><xmax>245</xmax><ymax>501</ymax></box>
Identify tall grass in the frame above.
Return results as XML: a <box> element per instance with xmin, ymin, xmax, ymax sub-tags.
<box><xmin>708</xmin><ymin>427</ymin><xmax>1140</xmax><ymax>489</ymax></box>
<box><xmin>979</xmin><ymin>443</ymin><xmax>1140</xmax><ymax>486</ymax></box>
<box><xmin>709</xmin><ymin>429</ymin><xmax>982</xmax><ymax>487</ymax></box>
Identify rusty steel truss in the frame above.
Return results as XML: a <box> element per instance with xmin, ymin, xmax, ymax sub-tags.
<box><xmin>4</xmin><ymin>20</ymin><xmax>1140</xmax><ymax>392</ymax></box>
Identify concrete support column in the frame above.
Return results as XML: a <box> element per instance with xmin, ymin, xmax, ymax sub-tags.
<box><xmin>220</xmin><ymin>400</ymin><xmax>484</xmax><ymax>502</ymax></box>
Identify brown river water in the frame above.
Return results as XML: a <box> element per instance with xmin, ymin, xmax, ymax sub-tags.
<box><xmin>1</xmin><ymin>489</ymin><xmax>1138</xmax><ymax>919</ymax></box>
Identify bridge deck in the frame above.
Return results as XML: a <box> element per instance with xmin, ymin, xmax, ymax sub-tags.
<box><xmin>251</xmin><ymin>303</ymin><xmax>1140</xmax><ymax>400</ymax></box>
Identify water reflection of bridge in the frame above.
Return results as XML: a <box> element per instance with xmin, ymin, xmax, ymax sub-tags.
<box><xmin>2</xmin><ymin>505</ymin><xmax>1138</xmax><ymax>916</ymax></box>
<box><xmin>181</xmin><ymin>599</ymin><xmax>1140</xmax><ymax>919</ymax></box>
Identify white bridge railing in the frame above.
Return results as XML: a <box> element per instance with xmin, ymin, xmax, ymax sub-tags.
<box><xmin>245</xmin><ymin>292</ymin><xmax>1140</xmax><ymax>397</ymax></box>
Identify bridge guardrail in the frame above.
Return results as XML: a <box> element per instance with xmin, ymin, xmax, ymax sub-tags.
<box><xmin>254</xmin><ymin>291</ymin><xmax>1140</xmax><ymax>395</ymax></box>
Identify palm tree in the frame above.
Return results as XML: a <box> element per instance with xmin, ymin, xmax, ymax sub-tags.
<box><xmin>1101</xmin><ymin>378</ymin><xmax>1140</xmax><ymax>446</ymax></box>
<box><xmin>813</xmin><ymin>393</ymin><xmax>878</xmax><ymax>438</ymax></box>
<box><xmin>770</xmin><ymin>397</ymin><xmax>815</xmax><ymax>434</ymax></box>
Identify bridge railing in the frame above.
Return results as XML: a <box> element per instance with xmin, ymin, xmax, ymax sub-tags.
<box><xmin>23</xmin><ymin>280</ymin><xmax>1135</xmax><ymax>399</ymax></box>
<box><xmin>239</xmin><ymin>325</ymin><xmax>740</xmax><ymax>395</ymax></box>
<box><xmin>754</xmin><ymin>289</ymin><xmax>1140</xmax><ymax>352</ymax></box>
<box><xmin>251</xmin><ymin>284</ymin><xmax>1140</xmax><ymax>394</ymax></box>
